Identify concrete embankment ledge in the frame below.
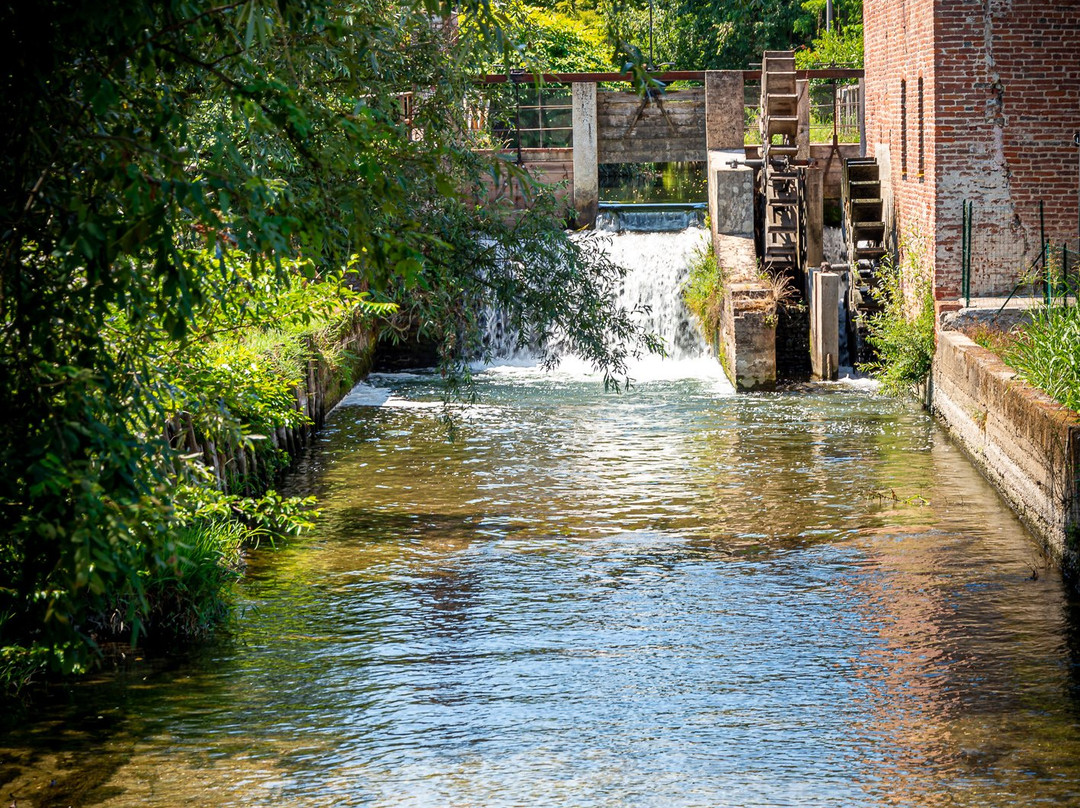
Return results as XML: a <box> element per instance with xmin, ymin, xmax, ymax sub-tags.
<box><xmin>929</xmin><ymin>329</ymin><xmax>1080</xmax><ymax>570</ymax></box>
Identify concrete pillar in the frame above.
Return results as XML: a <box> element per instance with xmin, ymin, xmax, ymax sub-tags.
<box><xmin>708</xmin><ymin>150</ymin><xmax>755</xmax><ymax>238</ymax></box>
<box><xmin>572</xmin><ymin>82</ymin><xmax>598</xmax><ymax>228</ymax></box>
<box><xmin>806</xmin><ymin>166</ymin><xmax>824</xmax><ymax>268</ymax></box>
<box><xmin>811</xmin><ymin>269</ymin><xmax>840</xmax><ymax>381</ymax></box>
<box><xmin>705</xmin><ymin>71</ymin><xmax>745</xmax><ymax>151</ymax></box>
<box><xmin>796</xmin><ymin>79</ymin><xmax>811</xmax><ymax>160</ymax></box>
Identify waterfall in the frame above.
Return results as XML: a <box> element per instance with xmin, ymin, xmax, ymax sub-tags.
<box><xmin>479</xmin><ymin>226</ymin><xmax>719</xmax><ymax>381</ymax></box>
<box><xmin>596</xmin><ymin>203</ymin><xmax>707</xmax><ymax>233</ymax></box>
<box><xmin>598</xmin><ymin>227</ymin><xmax>712</xmax><ymax>361</ymax></box>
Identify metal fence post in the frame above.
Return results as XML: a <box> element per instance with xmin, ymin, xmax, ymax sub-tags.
<box><xmin>961</xmin><ymin>199</ymin><xmax>972</xmax><ymax>307</ymax></box>
<box><xmin>1064</xmin><ymin>243</ymin><xmax>1071</xmax><ymax>307</ymax></box>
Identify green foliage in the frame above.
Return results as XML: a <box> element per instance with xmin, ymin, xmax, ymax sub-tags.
<box><xmin>614</xmin><ymin>0</ymin><xmax>815</xmax><ymax>71</ymax></box>
<box><xmin>91</xmin><ymin>520</ymin><xmax>248</xmax><ymax>644</ymax></box>
<box><xmin>860</xmin><ymin>239</ymin><xmax>937</xmax><ymax>396</ymax></box>
<box><xmin>795</xmin><ymin>22</ymin><xmax>864</xmax><ymax>71</ymax></box>
<box><xmin>0</xmin><ymin>0</ymin><xmax>664</xmax><ymax>697</ymax></box>
<box><xmin>472</xmin><ymin>2</ymin><xmax>612</xmax><ymax>72</ymax></box>
<box><xmin>1004</xmin><ymin>306</ymin><xmax>1080</xmax><ymax>415</ymax></box>
<box><xmin>683</xmin><ymin>246</ymin><xmax>728</xmax><ymax>345</ymax></box>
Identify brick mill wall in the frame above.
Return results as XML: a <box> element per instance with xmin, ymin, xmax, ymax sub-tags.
<box><xmin>864</xmin><ymin>0</ymin><xmax>938</xmax><ymax>288</ymax></box>
<box><xmin>864</xmin><ymin>0</ymin><xmax>1080</xmax><ymax>299</ymax></box>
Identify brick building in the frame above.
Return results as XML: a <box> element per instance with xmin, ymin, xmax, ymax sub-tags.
<box><xmin>863</xmin><ymin>0</ymin><xmax>1080</xmax><ymax>298</ymax></box>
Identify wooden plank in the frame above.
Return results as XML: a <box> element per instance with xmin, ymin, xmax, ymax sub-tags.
<box><xmin>474</xmin><ymin>148</ymin><xmax>573</xmax><ymax>163</ymax></box>
<box><xmin>597</xmin><ymin>142</ymin><xmax>707</xmax><ymax>163</ymax></box>
<box><xmin>597</xmin><ymin>89</ymin><xmax>705</xmax><ymax>101</ymax></box>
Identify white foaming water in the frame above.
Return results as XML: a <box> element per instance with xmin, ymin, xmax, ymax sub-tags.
<box><xmin>477</xmin><ymin>227</ymin><xmax>727</xmax><ymax>386</ymax></box>
<box><xmin>600</xmin><ymin>227</ymin><xmax>712</xmax><ymax>362</ymax></box>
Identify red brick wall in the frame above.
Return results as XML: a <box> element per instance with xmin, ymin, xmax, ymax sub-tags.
<box><xmin>864</xmin><ymin>0</ymin><xmax>1080</xmax><ymax>299</ymax></box>
<box><xmin>864</xmin><ymin>0</ymin><xmax>938</xmax><ymax>286</ymax></box>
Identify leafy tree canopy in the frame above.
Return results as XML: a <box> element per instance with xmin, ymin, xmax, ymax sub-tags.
<box><xmin>0</xmin><ymin>0</ymin><xmax>655</xmax><ymax>682</ymax></box>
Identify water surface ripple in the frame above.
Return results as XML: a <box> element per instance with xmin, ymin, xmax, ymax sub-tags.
<box><xmin>5</xmin><ymin>366</ymin><xmax>1080</xmax><ymax>807</ymax></box>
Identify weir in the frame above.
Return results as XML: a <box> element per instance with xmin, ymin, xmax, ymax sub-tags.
<box><xmin>481</xmin><ymin>59</ymin><xmax>870</xmax><ymax>391</ymax></box>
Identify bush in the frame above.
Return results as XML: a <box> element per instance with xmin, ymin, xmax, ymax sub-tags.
<box><xmin>860</xmin><ymin>240</ymin><xmax>936</xmax><ymax>396</ymax></box>
<box><xmin>91</xmin><ymin>520</ymin><xmax>247</xmax><ymax>643</ymax></box>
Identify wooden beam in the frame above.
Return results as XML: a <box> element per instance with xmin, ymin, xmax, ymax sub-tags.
<box><xmin>476</xmin><ymin>68</ymin><xmax>863</xmax><ymax>85</ymax></box>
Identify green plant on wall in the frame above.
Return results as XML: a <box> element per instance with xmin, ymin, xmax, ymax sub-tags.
<box><xmin>860</xmin><ymin>234</ymin><xmax>936</xmax><ymax>396</ymax></box>
<box><xmin>1004</xmin><ymin>305</ymin><xmax>1080</xmax><ymax>414</ymax></box>
<box><xmin>683</xmin><ymin>245</ymin><xmax>728</xmax><ymax>345</ymax></box>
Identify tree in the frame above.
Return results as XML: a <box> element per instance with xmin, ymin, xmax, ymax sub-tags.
<box><xmin>0</xmin><ymin>0</ymin><xmax>655</xmax><ymax>684</ymax></box>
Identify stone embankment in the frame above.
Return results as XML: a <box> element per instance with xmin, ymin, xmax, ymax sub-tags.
<box><xmin>166</xmin><ymin>320</ymin><xmax>376</xmax><ymax>495</ymax></box>
<box><xmin>928</xmin><ymin>327</ymin><xmax>1080</xmax><ymax>570</ymax></box>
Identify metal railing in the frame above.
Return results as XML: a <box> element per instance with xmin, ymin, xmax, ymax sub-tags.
<box><xmin>961</xmin><ymin>199</ymin><xmax>1080</xmax><ymax>309</ymax></box>
<box><xmin>467</xmin><ymin>84</ymin><xmax>573</xmax><ymax>153</ymax></box>
<box><xmin>472</xmin><ymin>68</ymin><xmax>865</xmax><ymax>153</ymax></box>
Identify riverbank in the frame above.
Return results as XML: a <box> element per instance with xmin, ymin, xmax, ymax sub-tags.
<box><xmin>0</xmin><ymin>293</ymin><xmax>380</xmax><ymax>699</ymax></box>
<box><xmin>926</xmin><ymin>323</ymin><xmax>1080</xmax><ymax>574</ymax></box>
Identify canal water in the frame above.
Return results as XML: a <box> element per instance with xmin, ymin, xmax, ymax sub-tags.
<box><xmin>5</xmin><ymin>231</ymin><xmax>1080</xmax><ymax>807</ymax></box>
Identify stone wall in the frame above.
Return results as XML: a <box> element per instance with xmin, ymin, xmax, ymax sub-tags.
<box><xmin>169</xmin><ymin>321</ymin><xmax>377</xmax><ymax>496</ymax></box>
<box><xmin>930</xmin><ymin>330</ymin><xmax>1080</xmax><ymax>567</ymax></box>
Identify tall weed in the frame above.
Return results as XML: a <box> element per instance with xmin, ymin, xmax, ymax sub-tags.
<box><xmin>683</xmin><ymin>246</ymin><xmax>728</xmax><ymax>344</ymax></box>
<box><xmin>860</xmin><ymin>238</ymin><xmax>936</xmax><ymax>396</ymax></box>
<box><xmin>1005</xmin><ymin>306</ymin><xmax>1080</xmax><ymax>413</ymax></box>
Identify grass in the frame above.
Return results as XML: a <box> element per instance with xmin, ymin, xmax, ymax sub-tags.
<box><xmin>1003</xmin><ymin>306</ymin><xmax>1080</xmax><ymax>414</ymax></box>
<box><xmin>89</xmin><ymin>520</ymin><xmax>248</xmax><ymax>645</ymax></box>
<box><xmin>1</xmin><ymin>520</ymin><xmax>247</xmax><ymax>699</ymax></box>
<box><xmin>683</xmin><ymin>245</ymin><xmax>728</xmax><ymax>345</ymax></box>
<box><xmin>961</xmin><ymin>322</ymin><xmax>1021</xmax><ymax>357</ymax></box>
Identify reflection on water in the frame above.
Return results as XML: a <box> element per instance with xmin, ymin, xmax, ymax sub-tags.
<box><xmin>599</xmin><ymin>162</ymin><xmax>707</xmax><ymax>204</ymax></box>
<box><xmin>4</xmin><ymin>365</ymin><xmax>1080</xmax><ymax>807</ymax></box>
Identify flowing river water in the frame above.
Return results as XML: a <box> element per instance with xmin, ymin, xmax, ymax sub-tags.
<box><xmin>6</xmin><ymin>229</ymin><xmax>1080</xmax><ymax>807</ymax></box>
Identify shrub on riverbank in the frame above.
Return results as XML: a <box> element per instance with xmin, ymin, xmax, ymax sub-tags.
<box><xmin>860</xmin><ymin>241</ymin><xmax>936</xmax><ymax>396</ymax></box>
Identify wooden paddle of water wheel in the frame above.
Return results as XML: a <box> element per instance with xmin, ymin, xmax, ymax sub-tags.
<box><xmin>759</xmin><ymin>50</ymin><xmax>807</xmax><ymax>299</ymax></box>
<box><xmin>841</xmin><ymin>157</ymin><xmax>887</xmax><ymax>363</ymax></box>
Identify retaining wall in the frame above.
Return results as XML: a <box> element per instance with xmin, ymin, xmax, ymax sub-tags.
<box><xmin>167</xmin><ymin>319</ymin><xmax>376</xmax><ymax>496</ymax></box>
<box><xmin>930</xmin><ymin>329</ymin><xmax>1080</xmax><ymax>567</ymax></box>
